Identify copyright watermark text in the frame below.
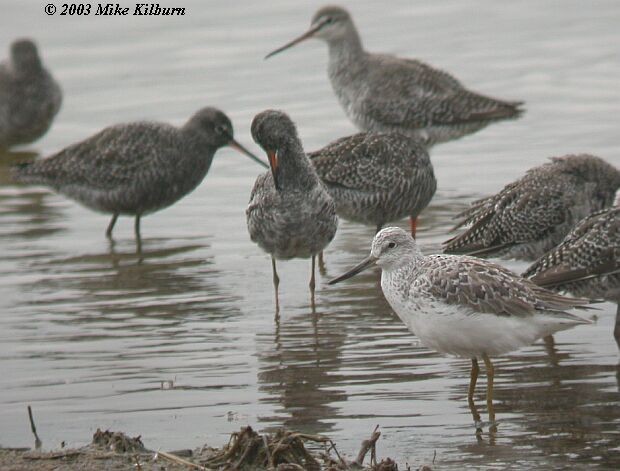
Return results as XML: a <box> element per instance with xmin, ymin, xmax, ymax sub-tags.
<box><xmin>45</xmin><ymin>3</ymin><xmax>186</xmax><ymax>16</ymax></box>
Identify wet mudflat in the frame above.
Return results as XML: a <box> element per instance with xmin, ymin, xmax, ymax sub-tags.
<box><xmin>0</xmin><ymin>0</ymin><xmax>619</xmax><ymax>469</ymax></box>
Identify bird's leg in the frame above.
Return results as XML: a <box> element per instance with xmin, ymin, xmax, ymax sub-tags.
<box><xmin>272</xmin><ymin>257</ymin><xmax>280</xmax><ymax>318</ymax></box>
<box><xmin>310</xmin><ymin>255</ymin><xmax>316</xmax><ymax>311</ymax></box>
<box><xmin>468</xmin><ymin>358</ymin><xmax>479</xmax><ymax>401</ymax></box>
<box><xmin>482</xmin><ymin>353</ymin><xmax>496</xmax><ymax>430</ymax></box>
<box><xmin>106</xmin><ymin>213</ymin><xmax>119</xmax><ymax>239</ymax></box>
<box><xmin>468</xmin><ymin>358</ymin><xmax>482</xmax><ymax>434</ymax></box>
<box><xmin>318</xmin><ymin>251</ymin><xmax>327</xmax><ymax>276</ymax></box>
<box><xmin>410</xmin><ymin>216</ymin><xmax>418</xmax><ymax>239</ymax></box>
<box><xmin>543</xmin><ymin>335</ymin><xmax>555</xmax><ymax>349</ymax></box>
<box><xmin>614</xmin><ymin>304</ymin><xmax>620</xmax><ymax>349</ymax></box>
<box><xmin>543</xmin><ymin>334</ymin><xmax>559</xmax><ymax>366</ymax></box>
<box><xmin>134</xmin><ymin>214</ymin><xmax>142</xmax><ymax>255</ymax></box>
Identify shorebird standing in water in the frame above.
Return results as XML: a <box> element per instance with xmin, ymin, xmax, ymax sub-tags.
<box><xmin>329</xmin><ymin>227</ymin><xmax>591</xmax><ymax>428</ymax></box>
<box><xmin>13</xmin><ymin>107</ymin><xmax>266</xmax><ymax>250</ymax></box>
<box><xmin>0</xmin><ymin>39</ymin><xmax>62</xmax><ymax>149</ymax></box>
<box><xmin>246</xmin><ymin>110</ymin><xmax>338</xmax><ymax>313</ymax></box>
<box><xmin>444</xmin><ymin>154</ymin><xmax>620</xmax><ymax>261</ymax></box>
<box><xmin>309</xmin><ymin>131</ymin><xmax>436</xmax><ymax>237</ymax></box>
<box><xmin>524</xmin><ymin>205</ymin><xmax>620</xmax><ymax>347</ymax></box>
<box><xmin>265</xmin><ymin>6</ymin><xmax>523</xmax><ymax>147</ymax></box>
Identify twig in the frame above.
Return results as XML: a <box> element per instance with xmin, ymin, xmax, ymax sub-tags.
<box><xmin>23</xmin><ymin>450</ymin><xmax>82</xmax><ymax>460</ymax></box>
<box><xmin>327</xmin><ymin>439</ymin><xmax>348</xmax><ymax>469</ymax></box>
<box><xmin>133</xmin><ymin>454</ymin><xmax>143</xmax><ymax>470</ymax></box>
<box><xmin>155</xmin><ymin>449</ymin><xmax>213</xmax><ymax>470</ymax></box>
<box><xmin>354</xmin><ymin>425</ymin><xmax>381</xmax><ymax>467</ymax></box>
<box><xmin>263</xmin><ymin>434</ymin><xmax>275</xmax><ymax>469</ymax></box>
<box><xmin>27</xmin><ymin>405</ymin><xmax>42</xmax><ymax>450</ymax></box>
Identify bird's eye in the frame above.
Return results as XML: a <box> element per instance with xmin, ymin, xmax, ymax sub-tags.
<box><xmin>387</xmin><ymin>242</ymin><xmax>396</xmax><ymax>249</ymax></box>
<box><xmin>216</xmin><ymin>125</ymin><xmax>228</xmax><ymax>135</ymax></box>
<box><xmin>324</xmin><ymin>16</ymin><xmax>333</xmax><ymax>24</ymax></box>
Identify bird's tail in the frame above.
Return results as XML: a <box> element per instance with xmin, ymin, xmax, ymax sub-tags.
<box><xmin>11</xmin><ymin>161</ymin><xmax>48</xmax><ymax>185</ymax></box>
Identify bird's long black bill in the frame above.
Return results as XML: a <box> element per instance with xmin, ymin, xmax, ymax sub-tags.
<box><xmin>264</xmin><ymin>23</ymin><xmax>323</xmax><ymax>59</ymax></box>
<box><xmin>328</xmin><ymin>255</ymin><xmax>377</xmax><ymax>285</ymax></box>
<box><xmin>229</xmin><ymin>139</ymin><xmax>269</xmax><ymax>168</ymax></box>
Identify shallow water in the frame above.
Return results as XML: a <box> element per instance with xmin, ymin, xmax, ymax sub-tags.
<box><xmin>1</xmin><ymin>0</ymin><xmax>620</xmax><ymax>468</ymax></box>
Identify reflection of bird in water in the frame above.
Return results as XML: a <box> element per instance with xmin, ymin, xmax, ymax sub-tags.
<box><xmin>0</xmin><ymin>39</ymin><xmax>62</xmax><ymax>149</ymax></box>
<box><xmin>330</xmin><ymin>227</ymin><xmax>591</xmax><ymax>431</ymax></box>
<box><xmin>256</xmin><ymin>310</ymin><xmax>347</xmax><ymax>436</ymax></box>
<box><xmin>24</xmin><ymin>238</ymin><xmax>239</xmax><ymax>322</ymax></box>
<box><xmin>12</xmin><ymin>107</ymin><xmax>266</xmax><ymax>251</ymax></box>
<box><xmin>265</xmin><ymin>6</ymin><xmax>523</xmax><ymax>147</ymax></box>
<box><xmin>524</xmin><ymin>205</ymin><xmax>620</xmax><ymax>347</ymax></box>
<box><xmin>309</xmin><ymin>131</ymin><xmax>436</xmax><ymax>237</ymax></box>
<box><xmin>246</xmin><ymin>110</ymin><xmax>338</xmax><ymax>313</ymax></box>
<box><xmin>444</xmin><ymin>154</ymin><xmax>620</xmax><ymax>260</ymax></box>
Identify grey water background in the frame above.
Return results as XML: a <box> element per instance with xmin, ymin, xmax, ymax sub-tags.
<box><xmin>1</xmin><ymin>0</ymin><xmax>619</xmax><ymax>468</ymax></box>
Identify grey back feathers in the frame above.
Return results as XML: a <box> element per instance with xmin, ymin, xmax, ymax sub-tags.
<box><xmin>246</xmin><ymin>110</ymin><xmax>338</xmax><ymax>260</ymax></box>
<box><xmin>377</xmin><ymin>227</ymin><xmax>590</xmax><ymax>320</ymax></box>
<box><xmin>268</xmin><ymin>5</ymin><xmax>523</xmax><ymax>147</ymax></box>
<box><xmin>309</xmin><ymin>132</ymin><xmax>436</xmax><ymax>227</ymax></box>
<box><xmin>443</xmin><ymin>154</ymin><xmax>620</xmax><ymax>260</ymax></box>
<box><xmin>12</xmin><ymin>107</ymin><xmax>240</xmax><ymax>216</ymax></box>
<box><xmin>0</xmin><ymin>38</ymin><xmax>62</xmax><ymax>148</ymax></box>
<box><xmin>524</xmin><ymin>206</ymin><xmax>620</xmax><ymax>302</ymax></box>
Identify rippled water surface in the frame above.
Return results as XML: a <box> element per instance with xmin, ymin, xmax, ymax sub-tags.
<box><xmin>1</xmin><ymin>0</ymin><xmax>619</xmax><ymax>468</ymax></box>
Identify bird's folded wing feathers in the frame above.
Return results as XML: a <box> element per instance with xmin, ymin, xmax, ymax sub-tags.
<box><xmin>421</xmin><ymin>256</ymin><xmax>589</xmax><ymax>317</ymax></box>
<box><xmin>309</xmin><ymin>133</ymin><xmax>424</xmax><ymax>192</ymax></box>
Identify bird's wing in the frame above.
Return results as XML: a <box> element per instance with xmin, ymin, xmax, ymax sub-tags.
<box><xmin>524</xmin><ymin>207</ymin><xmax>620</xmax><ymax>285</ymax></box>
<box><xmin>308</xmin><ymin>132</ymin><xmax>431</xmax><ymax>192</ymax></box>
<box><xmin>442</xmin><ymin>172</ymin><xmax>573</xmax><ymax>255</ymax></box>
<box><xmin>14</xmin><ymin>123</ymin><xmax>180</xmax><ymax>190</ymax></box>
<box><xmin>420</xmin><ymin>255</ymin><xmax>590</xmax><ymax>318</ymax></box>
<box><xmin>360</xmin><ymin>55</ymin><xmax>523</xmax><ymax>128</ymax></box>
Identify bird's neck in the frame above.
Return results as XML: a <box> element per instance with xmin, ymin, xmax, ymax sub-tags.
<box><xmin>326</xmin><ymin>29</ymin><xmax>365</xmax><ymax>69</ymax></box>
<box><xmin>382</xmin><ymin>250</ymin><xmax>425</xmax><ymax>281</ymax></box>
<box><xmin>181</xmin><ymin>128</ymin><xmax>219</xmax><ymax>166</ymax></box>
<box><xmin>276</xmin><ymin>141</ymin><xmax>320</xmax><ymax>192</ymax></box>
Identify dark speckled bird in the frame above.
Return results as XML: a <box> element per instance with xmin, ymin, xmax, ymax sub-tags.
<box><xmin>308</xmin><ymin>131</ymin><xmax>436</xmax><ymax>236</ymax></box>
<box><xmin>265</xmin><ymin>5</ymin><xmax>523</xmax><ymax>147</ymax></box>
<box><xmin>523</xmin><ymin>205</ymin><xmax>620</xmax><ymax>347</ymax></box>
<box><xmin>12</xmin><ymin>107</ymin><xmax>267</xmax><ymax>247</ymax></box>
<box><xmin>443</xmin><ymin>154</ymin><xmax>620</xmax><ymax>261</ymax></box>
<box><xmin>0</xmin><ymin>38</ymin><xmax>62</xmax><ymax>149</ymax></box>
<box><xmin>246</xmin><ymin>110</ymin><xmax>338</xmax><ymax>312</ymax></box>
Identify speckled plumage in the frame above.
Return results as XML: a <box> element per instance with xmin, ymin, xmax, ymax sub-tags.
<box><xmin>308</xmin><ymin>132</ymin><xmax>436</xmax><ymax>230</ymax></box>
<box><xmin>523</xmin><ymin>206</ymin><xmax>620</xmax><ymax>346</ymax></box>
<box><xmin>443</xmin><ymin>154</ymin><xmax>620</xmax><ymax>260</ymax></box>
<box><xmin>333</xmin><ymin>227</ymin><xmax>590</xmax><ymax>357</ymax></box>
<box><xmin>266</xmin><ymin>6</ymin><xmax>523</xmax><ymax>147</ymax></box>
<box><xmin>13</xmin><ymin>107</ymin><xmax>263</xmax><ymax>239</ymax></box>
<box><xmin>329</xmin><ymin>227</ymin><xmax>590</xmax><ymax>421</ymax></box>
<box><xmin>246</xmin><ymin>110</ymin><xmax>338</xmax><ymax>311</ymax></box>
<box><xmin>0</xmin><ymin>39</ymin><xmax>62</xmax><ymax>149</ymax></box>
<box><xmin>246</xmin><ymin>110</ymin><xmax>338</xmax><ymax>260</ymax></box>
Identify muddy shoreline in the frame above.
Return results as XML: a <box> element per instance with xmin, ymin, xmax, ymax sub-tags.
<box><xmin>0</xmin><ymin>425</ymin><xmax>423</xmax><ymax>471</ymax></box>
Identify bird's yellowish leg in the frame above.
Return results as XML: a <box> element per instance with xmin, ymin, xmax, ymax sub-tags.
<box><xmin>482</xmin><ymin>353</ymin><xmax>496</xmax><ymax>429</ymax></box>
<box><xmin>468</xmin><ymin>358</ymin><xmax>482</xmax><ymax>433</ymax></box>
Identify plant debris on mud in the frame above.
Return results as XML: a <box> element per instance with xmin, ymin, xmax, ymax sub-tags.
<box><xmin>0</xmin><ymin>425</ymin><xmax>422</xmax><ymax>470</ymax></box>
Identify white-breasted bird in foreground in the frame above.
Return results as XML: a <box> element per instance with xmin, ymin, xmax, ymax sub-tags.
<box><xmin>329</xmin><ymin>227</ymin><xmax>591</xmax><ymax>426</ymax></box>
